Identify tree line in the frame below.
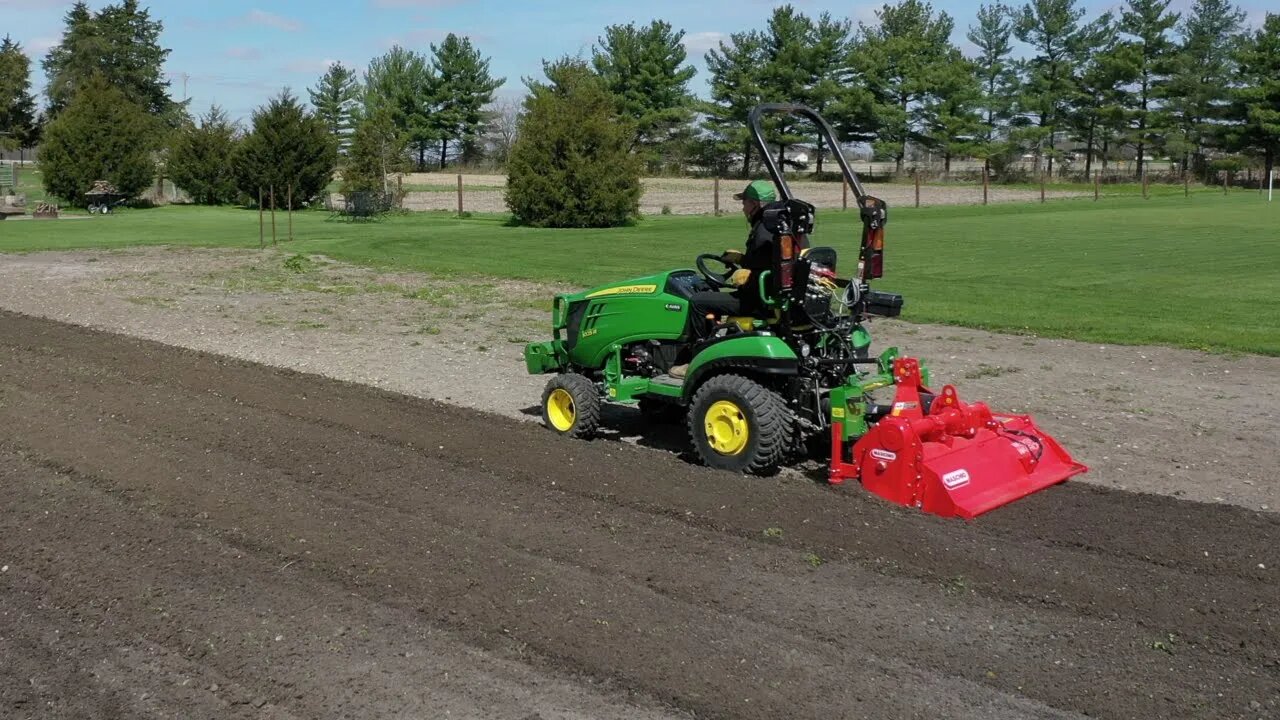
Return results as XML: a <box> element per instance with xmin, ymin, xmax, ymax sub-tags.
<box><xmin>2</xmin><ymin>0</ymin><xmax>1278</xmax><ymax>210</ymax></box>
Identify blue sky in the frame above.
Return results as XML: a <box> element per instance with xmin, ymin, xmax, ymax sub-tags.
<box><xmin>5</xmin><ymin>0</ymin><xmax>1271</xmax><ymax>123</ymax></box>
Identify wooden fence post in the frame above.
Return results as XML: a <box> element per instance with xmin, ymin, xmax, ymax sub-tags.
<box><xmin>1142</xmin><ymin>170</ymin><xmax>1148</xmax><ymax>200</ymax></box>
<box><xmin>397</xmin><ymin>174</ymin><xmax>403</xmax><ymax>209</ymax></box>
<box><xmin>714</xmin><ymin>177</ymin><xmax>720</xmax><ymax>216</ymax></box>
<box><xmin>914</xmin><ymin>171</ymin><xmax>920</xmax><ymax>208</ymax></box>
<box><xmin>258</xmin><ymin>187</ymin><xmax>264</xmax><ymax>249</ymax></box>
<box><xmin>1040</xmin><ymin>173</ymin><xmax>1046</xmax><ymax>203</ymax></box>
<box><xmin>1184</xmin><ymin>169</ymin><xmax>1189</xmax><ymax>198</ymax></box>
<box><xmin>1094</xmin><ymin>171</ymin><xmax>1100</xmax><ymax>201</ymax></box>
<box><xmin>842</xmin><ymin>178</ymin><xmax>848</xmax><ymax>210</ymax></box>
<box><xmin>287</xmin><ymin>183</ymin><xmax>294</xmax><ymax>242</ymax></box>
<box><xmin>982</xmin><ymin>162</ymin><xmax>989</xmax><ymax>206</ymax></box>
<box><xmin>269</xmin><ymin>184</ymin><xmax>277</xmax><ymax>246</ymax></box>
<box><xmin>456</xmin><ymin>173</ymin><xmax>463</xmax><ymax>215</ymax></box>
<box><xmin>1223</xmin><ymin>171</ymin><xmax>1228</xmax><ymax>195</ymax></box>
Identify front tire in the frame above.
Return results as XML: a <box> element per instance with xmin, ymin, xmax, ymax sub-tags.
<box><xmin>687</xmin><ymin>374</ymin><xmax>788</xmax><ymax>475</ymax></box>
<box><xmin>541</xmin><ymin>373</ymin><xmax>601</xmax><ymax>439</ymax></box>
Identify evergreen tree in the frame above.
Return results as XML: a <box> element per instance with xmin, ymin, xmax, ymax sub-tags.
<box><xmin>1224</xmin><ymin>13</ymin><xmax>1280</xmax><ymax>181</ymax></box>
<box><xmin>233</xmin><ymin>89</ymin><xmax>337</xmax><ymax>209</ymax></box>
<box><xmin>42</xmin><ymin>0</ymin><xmax>184</xmax><ymax>126</ymax></box>
<box><xmin>343</xmin><ymin>107</ymin><xmax>409</xmax><ymax>194</ymax></box>
<box><xmin>966</xmin><ymin>4</ymin><xmax>1020</xmax><ymax>173</ymax></box>
<box><xmin>428</xmin><ymin>34</ymin><xmax>503</xmax><ymax>169</ymax></box>
<box><xmin>363</xmin><ymin>46</ymin><xmax>435</xmax><ymax>170</ymax></box>
<box><xmin>308</xmin><ymin>62</ymin><xmax>360</xmax><ymax>152</ymax></box>
<box><xmin>1014</xmin><ymin>0</ymin><xmax>1086</xmax><ymax>176</ymax></box>
<box><xmin>592</xmin><ymin>20</ymin><xmax>697</xmax><ymax>170</ymax></box>
<box><xmin>1067</xmin><ymin>14</ymin><xmax>1130</xmax><ymax>177</ymax></box>
<box><xmin>922</xmin><ymin>53</ymin><xmax>984</xmax><ymax>173</ymax></box>
<box><xmin>1117</xmin><ymin>0</ymin><xmax>1180</xmax><ymax>177</ymax></box>
<box><xmin>0</xmin><ymin>36</ymin><xmax>39</xmax><ymax>153</ymax></box>
<box><xmin>852</xmin><ymin>0</ymin><xmax>957</xmax><ymax>172</ymax></box>
<box><xmin>506</xmin><ymin>58</ymin><xmax>641</xmax><ymax>228</ymax></box>
<box><xmin>703</xmin><ymin>30</ymin><xmax>768</xmax><ymax>177</ymax></box>
<box><xmin>168</xmin><ymin>105</ymin><xmax>240</xmax><ymax>205</ymax></box>
<box><xmin>39</xmin><ymin>74</ymin><xmax>156</xmax><ymax>204</ymax></box>
<box><xmin>1159</xmin><ymin>0</ymin><xmax>1245</xmax><ymax>177</ymax></box>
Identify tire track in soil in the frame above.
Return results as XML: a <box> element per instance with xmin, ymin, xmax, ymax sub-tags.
<box><xmin>1</xmin><ymin>310</ymin><xmax>1277</xmax><ymax>719</ymax></box>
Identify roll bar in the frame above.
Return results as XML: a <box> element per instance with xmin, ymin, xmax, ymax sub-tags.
<box><xmin>747</xmin><ymin>103</ymin><xmax>868</xmax><ymax>205</ymax></box>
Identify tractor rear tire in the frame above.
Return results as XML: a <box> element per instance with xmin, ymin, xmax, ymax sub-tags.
<box><xmin>687</xmin><ymin>374</ymin><xmax>788</xmax><ymax>476</ymax></box>
<box><xmin>541</xmin><ymin>373</ymin><xmax>602</xmax><ymax>439</ymax></box>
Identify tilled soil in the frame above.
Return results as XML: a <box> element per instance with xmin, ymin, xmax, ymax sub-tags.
<box><xmin>0</xmin><ymin>248</ymin><xmax>1276</xmax><ymax>513</ymax></box>
<box><xmin>1</xmin><ymin>310</ymin><xmax>1277</xmax><ymax>719</ymax></box>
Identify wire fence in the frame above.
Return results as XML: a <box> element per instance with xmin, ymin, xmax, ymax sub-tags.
<box><xmin>348</xmin><ymin>169</ymin><xmax>1274</xmax><ymax>218</ymax></box>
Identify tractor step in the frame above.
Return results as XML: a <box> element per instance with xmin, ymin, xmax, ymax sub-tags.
<box><xmin>649</xmin><ymin>374</ymin><xmax>683</xmax><ymax>387</ymax></box>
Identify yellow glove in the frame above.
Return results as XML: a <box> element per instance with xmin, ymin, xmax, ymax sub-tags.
<box><xmin>721</xmin><ymin>249</ymin><xmax>745</xmax><ymax>264</ymax></box>
<box><xmin>729</xmin><ymin>268</ymin><xmax>752</xmax><ymax>287</ymax></box>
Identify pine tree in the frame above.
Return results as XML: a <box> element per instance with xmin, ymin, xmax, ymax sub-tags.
<box><xmin>1067</xmin><ymin>14</ymin><xmax>1130</xmax><ymax>177</ymax></box>
<box><xmin>39</xmin><ymin>74</ymin><xmax>156</xmax><ymax>204</ymax></box>
<box><xmin>1014</xmin><ymin>0</ymin><xmax>1086</xmax><ymax>176</ymax></box>
<box><xmin>233</xmin><ymin>89</ymin><xmax>337</xmax><ymax>209</ymax></box>
<box><xmin>343</xmin><ymin>107</ymin><xmax>409</xmax><ymax>194</ymax></box>
<box><xmin>363</xmin><ymin>46</ymin><xmax>435</xmax><ymax>170</ymax></box>
<box><xmin>0</xmin><ymin>36</ymin><xmax>39</xmax><ymax>153</ymax></box>
<box><xmin>853</xmin><ymin>0</ymin><xmax>957</xmax><ymax>172</ymax></box>
<box><xmin>1159</xmin><ymin>0</ymin><xmax>1245</xmax><ymax>177</ymax></box>
<box><xmin>703</xmin><ymin>30</ymin><xmax>768</xmax><ymax>177</ymax></box>
<box><xmin>308</xmin><ymin>62</ymin><xmax>360</xmax><ymax>152</ymax></box>
<box><xmin>168</xmin><ymin>105</ymin><xmax>240</xmax><ymax>205</ymax></box>
<box><xmin>923</xmin><ymin>53</ymin><xmax>984</xmax><ymax>173</ymax></box>
<box><xmin>592</xmin><ymin>20</ymin><xmax>697</xmax><ymax>170</ymax></box>
<box><xmin>506</xmin><ymin>58</ymin><xmax>641</xmax><ymax>228</ymax></box>
<box><xmin>966</xmin><ymin>4</ymin><xmax>1020</xmax><ymax>173</ymax></box>
<box><xmin>1118</xmin><ymin>0</ymin><xmax>1180</xmax><ymax>178</ymax></box>
<box><xmin>42</xmin><ymin>0</ymin><xmax>184</xmax><ymax>126</ymax></box>
<box><xmin>1224</xmin><ymin>13</ymin><xmax>1280</xmax><ymax>181</ymax></box>
<box><xmin>428</xmin><ymin>34</ymin><xmax>502</xmax><ymax>169</ymax></box>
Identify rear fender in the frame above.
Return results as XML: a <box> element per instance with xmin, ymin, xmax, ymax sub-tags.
<box><xmin>683</xmin><ymin>335</ymin><xmax>798</xmax><ymax>400</ymax></box>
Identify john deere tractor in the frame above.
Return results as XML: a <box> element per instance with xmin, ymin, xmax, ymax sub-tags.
<box><xmin>523</xmin><ymin>104</ymin><xmax>1085</xmax><ymax>519</ymax></box>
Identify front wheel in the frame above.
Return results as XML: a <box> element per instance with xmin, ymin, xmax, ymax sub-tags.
<box><xmin>541</xmin><ymin>373</ymin><xmax>602</xmax><ymax>439</ymax></box>
<box><xmin>687</xmin><ymin>374</ymin><xmax>788</xmax><ymax>475</ymax></box>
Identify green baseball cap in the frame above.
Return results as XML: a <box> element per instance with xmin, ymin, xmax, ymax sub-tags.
<box><xmin>733</xmin><ymin>180</ymin><xmax>776</xmax><ymax>202</ymax></box>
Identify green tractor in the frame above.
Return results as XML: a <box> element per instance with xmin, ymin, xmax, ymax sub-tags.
<box><xmin>523</xmin><ymin>104</ymin><xmax>1086</xmax><ymax>518</ymax></box>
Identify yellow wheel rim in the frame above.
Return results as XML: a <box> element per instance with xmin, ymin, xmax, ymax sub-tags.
<box><xmin>546</xmin><ymin>388</ymin><xmax>576</xmax><ymax>432</ymax></box>
<box><xmin>704</xmin><ymin>400</ymin><xmax>750</xmax><ymax>456</ymax></box>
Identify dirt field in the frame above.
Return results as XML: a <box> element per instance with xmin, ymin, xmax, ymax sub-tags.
<box><xmin>1</xmin><ymin>308</ymin><xmax>1277</xmax><ymax>719</ymax></box>
<box><xmin>1</xmin><ymin>247</ymin><xmax>1278</xmax><ymax>718</ymax></box>
<box><xmin>396</xmin><ymin>173</ymin><xmax>1085</xmax><ymax>214</ymax></box>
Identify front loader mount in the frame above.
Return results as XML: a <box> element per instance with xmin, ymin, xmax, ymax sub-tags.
<box><xmin>830</xmin><ymin>357</ymin><xmax>1087</xmax><ymax>519</ymax></box>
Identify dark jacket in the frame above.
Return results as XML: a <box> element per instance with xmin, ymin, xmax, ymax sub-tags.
<box><xmin>736</xmin><ymin>207</ymin><xmax>775</xmax><ymax>314</ymax></box>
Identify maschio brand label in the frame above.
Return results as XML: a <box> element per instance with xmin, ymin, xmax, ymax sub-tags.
<box><xmin>870</xmin><ymin>448</ymin><xmax>897</xmax><ymax>462</ymax></box>
<box><xmin>942</xmin><ymin>469</ymin><xmax>971</xmax><ymax>489</ymax></box>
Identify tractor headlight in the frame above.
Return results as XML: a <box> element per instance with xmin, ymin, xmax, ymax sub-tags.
<box><xmin>800</xmin><ymin>342</ymin><xmax>811</xmax><ymax>358</ymax></box>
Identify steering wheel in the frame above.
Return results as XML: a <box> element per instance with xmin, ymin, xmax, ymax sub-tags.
<box><xmin>695</xmin><ymin>253</ymin><xmax>737</xmax><ymax>290</ymax></box>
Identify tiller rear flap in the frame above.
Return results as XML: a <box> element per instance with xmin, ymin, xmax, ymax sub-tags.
<box><xmin>830</xmin><ymin>357</ymin><xmax>1087</xmax><ymax>519</ymax></box>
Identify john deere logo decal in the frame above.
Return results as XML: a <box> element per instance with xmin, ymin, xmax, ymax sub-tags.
<box><xmin>586</xmin><ymin>284</ymin><xmax>658</xmax><ymax>298</ymax></box>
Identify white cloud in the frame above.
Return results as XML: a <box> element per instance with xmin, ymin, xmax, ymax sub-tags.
<box><xmin>682</xmin><ymin>31</ymin><xmax>727</xmax><ymax>56</ymax></box>
<box><xmin>225</xmin><ymin>46</ymin><xmax>263</xmax><ymax>61</ymax></box>
<box><xmin>371</xmin><ymin>0</ymin><xmax>462</xmax><ymax>7</ymax></box>
<box><xmin>283</xmin><ymin>58</ymin><xmax>341</xmax><ymax>74</ymax></box>
<box><xmin>245</xmin><ymin>9</ymin><xmax>303</xmax><ymax>32</ymax></box>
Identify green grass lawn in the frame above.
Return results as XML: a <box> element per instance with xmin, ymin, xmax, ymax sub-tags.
<box><xmin>1</xmin><ymin>192</ymin><xmax>1277</xmax><ymax>355</ymax></box>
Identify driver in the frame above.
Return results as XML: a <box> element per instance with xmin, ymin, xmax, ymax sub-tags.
<box><xmin>672</xmin><ymin>180</ymin><xmax>777</xmax><ymax>377</ymax></box>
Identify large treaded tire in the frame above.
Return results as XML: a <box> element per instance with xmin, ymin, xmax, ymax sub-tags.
<box><xmin>687</xmin><ymin>374</ymin><xmax>788</xmax><ymax>476</ymax></box>
<box><xmin>541</xmin><ymin>373</ymin><xmax>602</xmax><ymax>439</ymax></box>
